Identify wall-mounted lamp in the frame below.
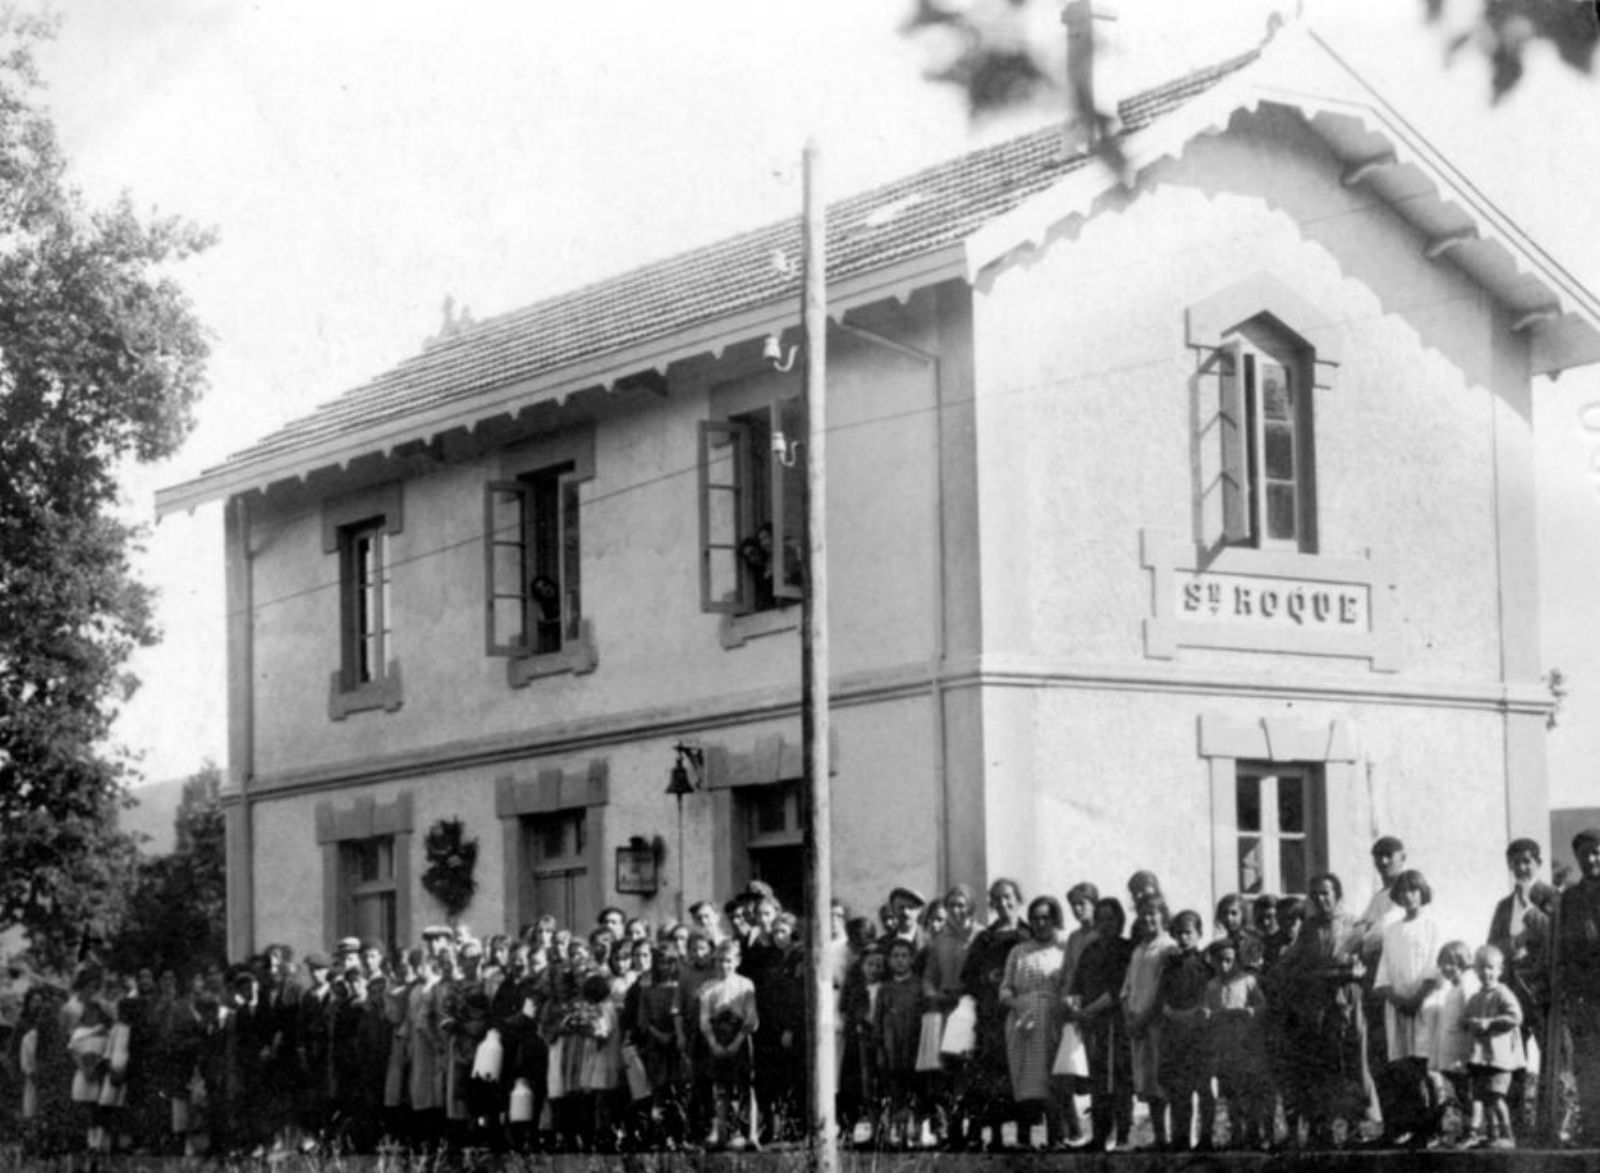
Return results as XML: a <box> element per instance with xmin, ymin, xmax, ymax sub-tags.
<box><xmin>763</xmin><ymin>332</ymin><xmax>799</xmax><ymax>372</ymax></box>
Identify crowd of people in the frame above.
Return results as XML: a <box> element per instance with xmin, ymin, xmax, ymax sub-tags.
<box><xmin>4</xmin><ymin>827</ymin><xmax>1600</xmax><ymax>1159</ymax></box>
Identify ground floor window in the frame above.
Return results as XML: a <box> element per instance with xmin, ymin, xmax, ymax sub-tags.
<box><xmin>522</xmin><ymin>807</ymin><xmax>591</xmax><ymax>930</ymax></box>
<box><xmin>741</xmin><ymin>781</ymin><xmax>803</xmax><ymax>912</ymax></box>
<box><xmin>1234</xmin><ymin>762</ymin><xmax>1324</xmax><ymax>897</ymax></box>
<box><xmin>339</xmin><ymin>835</ymin><xmax>398</xmax><ymax>951</ymax></box>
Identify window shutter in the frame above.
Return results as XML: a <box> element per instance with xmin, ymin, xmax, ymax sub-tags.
<box><xmin>484</xmin><ymin>481</ymin><xmax>531</xmax><ymax>655</ymax></box>
<box><xmin>698</xmin><ymin>419</ymin><xmax>748</xmax><ymax>614</ymax></box>
<box><xmin>1214</xmin><ymin>340</ymin><xmax>1251</xmax><ymax>544</ymax></box>
<box><xmin>771</xmin><ymin>396</ymin><xmax>806</xmax><ymax>600</ymax></box>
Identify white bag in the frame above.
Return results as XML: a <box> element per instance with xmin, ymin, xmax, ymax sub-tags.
<box><xmin>940</xmin><ymin>995</ymin><xmax>976</xmax><ymax>1057</ymax></box>
<box><xmin>545</xmin><ymin>1036</ymin><xmax>566</xmax><ymax>1099</ymax></box>
<box><xmin>1052</xmin><ymin>1019</ymin><xmax>1088</xmax><ymax>1077</ymax></box>
<box><xmin>622</xmin><ymin>1043</ymin><xmax>651</xmax><ymax>1101</ymax></box>
<box><xmin>509</xmin><ymin>1077</ymin><xmax>534</xmax><ymax>1123</ymax></box>
<box><xmin>472</xmin><ymin>1028</ymin><xmax>504</xmax><ymax>1080</ymax></box>
<box><xmin>915</xmin><ymin>1010</ymin><xmax>945</xmax><ymax>1072</ymax></box>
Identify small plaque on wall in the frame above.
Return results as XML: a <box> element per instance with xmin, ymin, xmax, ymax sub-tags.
<box><xmin>616</xmin><ymin>842</ymin><xmax>658</xmax><ymax>895</ymax></box>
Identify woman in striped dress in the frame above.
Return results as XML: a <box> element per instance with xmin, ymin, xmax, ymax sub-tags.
<box><xmin>1001</xmin><ymin>896</ymin><xmax>1067</xmax><ymax>1150</ymax></box>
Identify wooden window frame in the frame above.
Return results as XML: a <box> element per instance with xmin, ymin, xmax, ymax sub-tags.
<box><xmin>486</xmin><ymin>429</ymin><xmax>598</xmax><ymax>686</ymax></box>
<box><xmin>1216</xmin><ymin>329</ymin><xmax>1318</xmax><ymax>553</ymax></box>
<box><xmin>1233</xmin><ymin>762</ymin><xmax>1326</xmax><ymax>898</ymax></box>
<box><xmin>338</xmin><ymin>835</ymin><xmax>398</xmax><ymax>949</ymax></box>
<box><xmin>520</xmin><ymin>807</ymin><xmax>592</xmax><ymax>931</ymax></box>
<box><xmin>317</xmin><ymin>793</ymin><xmax>413</xmax><ymax>954</ymax></box>
<box><xmin>323</xmin><ymin>483</ymin><xmax>404</xmax><ymax>721</ymax></box>
<box><xmin>495</xmin><ymin>763</ymin><xmax>609</xmax><ymax>934</ymax></box>
<box><xmin>698</xmin><ymin>399</ymin><xmax>804</xmax><ymax>618</ymax></box>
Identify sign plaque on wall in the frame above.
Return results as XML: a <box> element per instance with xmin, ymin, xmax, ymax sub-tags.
<box><xmin>615</xmin><ymin>841</ymin><xmax>659</xmax><ymax>895</ymax></box>
<box><xmin>1141</xmin><ymin>530</ymin><xmax>1399</xmax><ymax>671</ymax></box>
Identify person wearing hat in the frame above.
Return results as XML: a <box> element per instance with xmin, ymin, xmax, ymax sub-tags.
<box><xmin>1556</xmin><ymin>828</ymin><xmax>1600</xmax><ymax>1146</ymax></box>
<box><xmin>888</xmin><ymin>887</ymin><xmax>927</xmax><ymax>951</ymax></box>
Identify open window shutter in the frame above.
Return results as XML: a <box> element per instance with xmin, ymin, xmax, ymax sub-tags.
<box><xmin>699</xmin><ymin>419</ymin><xmax>748</xmax><ymax>614</ymax></box>
<box><xmin>484</xmin><ymin>481</ymin><xmax>531</xmax><ymax>655</ymax></box>
<box><xmin>771</xmin><ymin>396</ymin><xmax>806</xmax><ymax>600</ymax></box>
<box><xmin>1214</xmin><ymin>339</ymin><xmax>1251</xmax><ymax>544</ymax></box>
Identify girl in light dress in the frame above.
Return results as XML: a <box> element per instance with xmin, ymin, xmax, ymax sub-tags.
<box><xmin>1422</xmin><ymin>939</ymin><xmax>1478</xmax><ymax>1143</ymax></box>
<box><xmin>1373</xmin><ymin>869</ymin><xmax>1442</xmax><ymax>1147</ymax></box>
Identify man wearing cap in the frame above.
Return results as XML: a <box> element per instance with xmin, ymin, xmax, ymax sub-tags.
<box><xmin>1556</xmin><ymin>828</ymin><xmax>1600</xmax><ymax>1146</ymax></box>
<box><xmin>421</xmin><ymin>925</ymin><xmax>454</xmax><ymax>957</ymax></box>
<box><xmin>1489</xmin><ymin>838</ymin><xmax>1555</xmax><ymax>1127</ymax></box>
<box><xmin>889</xmin><ymin>886</ymin><xmax>927</xmax><ymax>951</ymax></box>
<box><xmin>1354</xmin><ymin>836</ymin><xmax>1407</xmax><ymax>1141</ymax></box>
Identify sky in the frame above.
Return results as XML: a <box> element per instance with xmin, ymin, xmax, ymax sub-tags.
<box><xmin>28</xmin><ymin>0</ymin><xmax>1600</xmax><ymax>804</ymax></box>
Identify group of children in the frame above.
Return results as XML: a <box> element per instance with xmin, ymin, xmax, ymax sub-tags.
<box><xmin>0</xmin><ymin>860</ymin><xmax>1544</xmax><ymax>1157</ymax></box>
<box><xmin>838</xmin><ymin>871</ymin><xmax>1536</xmax><ymax>1153</ymax></box>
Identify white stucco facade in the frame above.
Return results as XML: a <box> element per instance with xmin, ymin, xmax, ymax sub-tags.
<box><xmin>185</xmin><ymin>46</ymin><xmax>1600</xmax><ymax>961</ymax></box>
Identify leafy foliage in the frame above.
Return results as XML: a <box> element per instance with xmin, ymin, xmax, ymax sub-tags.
<box><xmin>1429</xmin><ymin>0</ymin><xmax>1599</xmax><ymax>100</ymax></box>
<box><xmin>106</xmin><ymin>761</ymin><xmax>228</xmax><ymax>975</ymax></box>
<box><xmin>0</xmin><ymin>10</ymin><xmax>213</xmax><ymax>963</ymax></box>
<box><xmin>421</xmin><ymin>817</ymin><xmax>478</xmax><ymax>919</ymax></box>
<box><xmin>902</xmin><ymin>0</ymin><xmax>1597</xmax><ymax>124</ymax></box>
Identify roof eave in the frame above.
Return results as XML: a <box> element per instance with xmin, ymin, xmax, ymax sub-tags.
<box><xmin>960</xmin><ymin>26</ymin><xmax>1600</xmax><ymax>376</ymax></box>
<box><xmin>155</xmin><ymin>244</ymin><xmax>968</xmax><ymax>519</ymax></box>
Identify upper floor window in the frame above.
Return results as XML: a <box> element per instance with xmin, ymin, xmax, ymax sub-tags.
<box><xmin>487</xmin><ymin>463</ymin><xmax>582</xmax><ymax>655</ymax></box>
<box><xmin>323</xmin><ymin>482</ymin><xmax>404</xmax><ymax>720</ymax></box>
<box><xmin>1189</xmin><ymin>276</ymin><xmax>1339</xmax><ymax>557</ymax></box>
<box><xmin>484</xmin><ymin>427</ymin><xmax>598</xmax><ymax>684</ymax></box>
<box><xmin>699</xmin><ymin>399</ymin><xmax>805</xmax><ymax>615</ymax></box>
<box><xmin>1217</xmin><ymin>323</ymin><xmax>1317</xmax><ymax>553</ymax></box>
<box><xmin>339</xmin><ymin>518</ymin><xmax>391</xmax><ymax>687</ymax></box>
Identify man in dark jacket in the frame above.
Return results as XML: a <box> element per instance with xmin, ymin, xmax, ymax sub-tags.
<box><xmin>1557</xmin><ymin>829</ymin><xmax>1600</xmax><ymax>1147</ymax></box>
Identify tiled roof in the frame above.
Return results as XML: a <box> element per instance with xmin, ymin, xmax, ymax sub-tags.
<box><xmin>217</xmin><ymin>52</ymin><xmax>1257</xmax><ymax>476</ymax></box>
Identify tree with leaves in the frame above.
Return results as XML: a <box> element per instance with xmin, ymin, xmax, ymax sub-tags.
<box><xmin>107</xmin><ymin>762</ymin><xmax>227</xmax><ymax>976</ymax></box>
<box><xmin>0</xmin><ymin>10</ymin><xmax>212</xmax><ymax>972</ymax></box>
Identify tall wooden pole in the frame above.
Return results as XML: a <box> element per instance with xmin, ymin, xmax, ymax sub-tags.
<box><xmin>800</xmin><ymin>136</ymin><xmax>839</xmax><ymax>1171</ymax></box>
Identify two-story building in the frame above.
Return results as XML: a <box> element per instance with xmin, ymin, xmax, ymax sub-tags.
<box><xmin>159</xmin><ymin>27</ymin><xmax>1600</xmax><ymax>961</ymax></box>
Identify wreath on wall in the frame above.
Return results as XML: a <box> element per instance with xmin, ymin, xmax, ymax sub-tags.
<box><xmin>421</xmin><ymin>818</ymin><xmax>479</xmax><ymax>919</ymax></box>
